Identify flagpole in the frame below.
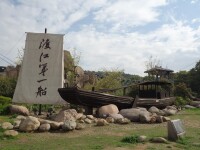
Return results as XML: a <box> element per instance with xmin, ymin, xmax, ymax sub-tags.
<box><xmin>38</xmin><ymin>28</ymin><xmax>47</xmax><ymax>115</ymax></box>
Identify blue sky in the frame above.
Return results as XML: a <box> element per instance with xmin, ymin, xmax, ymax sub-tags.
<box><xmin>0</xmin><ymin>0</ymin><xmax>200</xmax><ymax>76</ymax></box>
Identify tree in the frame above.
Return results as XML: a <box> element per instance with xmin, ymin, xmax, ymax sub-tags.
<box><xmin>145</xmin><ymin>56</ymin><xmax>161</xmax><ymax>70</ymax></box>
<box><xmin>174</xmin><ymin>71</ymin><xmax>189</xmax><ymax>86</ymax></box>
<box><xmin>84</xmin><ymin>70</ymin><xmax>123</xmax><ymax>96</ymax></box>
<box><xmin>188</xmin><ymin>60</ymin><xmax>200</xmax><ymax>96</ymax></box>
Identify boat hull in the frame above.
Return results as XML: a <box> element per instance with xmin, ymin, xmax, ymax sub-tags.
<box><xmin>58</xmin><ymin>88</ymin><xmax>175</xmax><ymax>109</ymax></box>
<box><xmin>137</xmin><ymin>97</ymin><xmax>175</xmax><ymax>108</ymax></box>
<box><xmin>58</xmin><ymin>88</ymin><xmax>134</xmax><ymax>110</ymax></box>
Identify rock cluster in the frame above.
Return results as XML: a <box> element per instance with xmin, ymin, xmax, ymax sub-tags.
<box><xmin>0</xmin><ymin>104</ymin><xmax>179</xmax><ymax>139</ymax></box>
<box><xmin>117</xmin><ymin>105</ymin><xmax>178</xmax><ymax>124</ymax></box>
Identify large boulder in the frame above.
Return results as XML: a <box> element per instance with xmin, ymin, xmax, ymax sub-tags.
<box><xmin>162</xmin><ymin>108</ymin><xmax>177</xmax><ymax>116</ymax></box>
<box><xmin>38</xmin><ymin>118</ymin><xmax>62</xmax><ymax>130</ymax></box>
<box><xmin>119</xmin><ymin>108</ymin><xmax>148</xmax><ymax>122</ymax></box>
<box><xmin>156</xmin><ymin>110</ymin><xmax>166</xmax><ymax>116</ymax></box>
<box><xmin>62</xmin><ymin>120</ymin><xmax>76</xmax><ymax>131</ymax></box>
<box><xmin>115</xmin><ymin>118</ymin><xmax>130</xmax><ymax>124</ymax></box>
<box><xmin>13</xmin><ymin>120</ymin><xmax>21</xmax><ymax>129</ymax></box>
<box><xmin>151</xmin><ymin>137</ymin><xmax>168</xmax><ymax>143</ymax></box>
<box><xmin>16</xmin><ymin>115</ymin><xmax>27</xmax><ymax>120</ymax></box>
<box><xmin>106</xmin><ymin>117</ymin><xmax>115</xmax><ymax>123</ymax></box>
<box><xmin>2</xmin><ymin>122</ymin><xmax>13</xmax><ymax>130</ymax></box>
<box><xmin>108</xmin><ymin>114</ymin><xmax>124</xmax><ymax>120</ymax></box>
<box><xmin>86</xmin><ymin>115</ymin><xmax>94</xmax><ymax>120</ymax></box>
<box><xmin>98</xmin><ymin>104</ymin><xmax>119</xmax><ymax>118</ymax></box>
<box><xmin>190</xmin><ymin>101</ymin><xmax>200</xmax><ymax>107</ymax></box>
<box><xmin>4</xmin><ymin>130</ymin><xmax>18</xmax><ymax>137</ymax></box>
<box><xmin>96</xmin><ymin>119</ymin><xmax>109</xmax><ymax>126</ymax></box>
<box><xmin>148</xmin><ymin>106</ymin><xmax>160</xmax><ymax>114</ymax></box>
<box><xmin>84</xmin><ymin>118</ymin><xmax>92</xmax><ymax>124</ymax></box>
<box><xmin>184</xmin><ymin>105</ymin><xmax>196</xmax><ymax>109</ymax></box>
<box><xmin>75</xmin><ymin>123</ymin><xmax>85</xmax><ymax>130</ymax></box>
<box><xmin>9</xmin><ymin>105</ymin><xmax>29</xmax><ymax>116</ymax></box>
<box><xmin>139</xmin><ymin>111</ymin><xmax>151</xmax><ymax>123</ymax></box>
<box><xmin>19</xmin><ymin>116</ymin><xmax>40</xmax><ymax>132</ymax></box>
<box><xmin>39</xmin><ymin>123</ymin><xmax>50</xmax><ymax>132</ymax></box>
<box><xmin>156</xmin><ymin>116</ymin><xmax>163</xmax><ymax>123</ymax></box>
<box><xmin>52</xmin><ymin>109</ymin><xmax>78</xmax><ymax>122</ymax></box>
<box><xmin>138</xmin><ymin>135</ymin><xmax>147</xmax><ymax>142</ymax></box>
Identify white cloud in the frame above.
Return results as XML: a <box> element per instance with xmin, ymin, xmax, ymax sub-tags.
<box><xmin>65</xmin><ymin>22</ymin><xmax>200</xmax><ymax>75</ymax></box>
<box><xmin>0</xmin><ymin>0</ymin><xmax>200</xmax><ymax>76</ymax></box>
<box><xmin>0</xmin><ymin>0</ymin><xmax>107</xmax><ymax>63</ymax></box>
<box><xmin>192</xmin><ymin>18</ymin><xmax>200</xmax><ymax>23</ymax></box>
<box><xmin>191</xmin><ymin>0</ymin><xmax>199</xmax><ymax>4</ymax></box>
<box><xmin>94</xmin><ymin>0</ymin><xmax>167</xmax><ymax>31</ymax></box>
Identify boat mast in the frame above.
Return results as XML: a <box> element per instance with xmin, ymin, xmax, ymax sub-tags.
<box><xmin>38</xmin><ymin>28</ymin><xmax>47</xmax><ymax>115</ymax></box>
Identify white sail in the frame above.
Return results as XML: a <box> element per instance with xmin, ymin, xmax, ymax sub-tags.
<box><xmin>12</xmin><ymin>32</ymin><xmax>65</xmax><ymax>104</ymax></box>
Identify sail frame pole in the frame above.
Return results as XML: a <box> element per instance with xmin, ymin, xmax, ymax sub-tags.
<box><xmin>38</xmin><ymin>28</ymin><xmax>47</xmax><ymax>115</ymax></box>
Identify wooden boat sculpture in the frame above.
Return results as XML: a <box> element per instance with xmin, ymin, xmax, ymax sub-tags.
<box><xmin>58</xmin><ymin>66</ymin><xmax>175</xmax><ymax>109</ymax></box>
<box><xmin>58</xmin><ymin>87</ymin><xmax>134</xmax><ymax>110</ymax></box>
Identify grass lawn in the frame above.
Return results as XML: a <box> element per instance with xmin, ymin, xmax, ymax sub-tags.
<box><xmin>0</xmin><ymin>109</ymin><xmax>200</xmax><ymax>150</ymax></box>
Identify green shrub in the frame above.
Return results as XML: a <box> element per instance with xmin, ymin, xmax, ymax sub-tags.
<box><xmin>0</xmin><ymin>96</ymin><xmax>11</xmax><ymax>105</ymax></box>
<box><xmin>174</xmin><ymin>97</ymin><xmax>190</xmax><ymax>107</ymax></box>
<box><xmin>0</xmin><ymin>77</ymin><xmax>17</xmax><ymax>98</ymax></box>
<box><xmin>174</xmin><ymin>83</ymin><xmax>191</xmax><ymax>99</ymax></box>
<box><xmin>121</xmin><ymin>135</ymin><xmax>139</xmax><ymax>144</ymax></box>
<box><xmin>0</xmin><ymin>96</ymin><xmax>11</xmax><ymax>115</ymax></box>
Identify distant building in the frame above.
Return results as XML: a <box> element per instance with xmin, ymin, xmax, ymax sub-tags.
<box><xmin>0</xmin><ymin>66</ymin><xmax>6</xmax><ymax>77</ymax></box>
<box><xmin>0</xmin><ymin>66</ymin><xmax>20</xmax><ymax>78</ymax></box>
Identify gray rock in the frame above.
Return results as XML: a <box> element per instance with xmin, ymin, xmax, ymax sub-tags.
<box><xmin>108</xmin><ymin>114</ymin><xmax>124</xmax><ymax>120</ymax></box>
<box><xmin>81</xmin><ymin>115</ymin><xmax>86</xmax><ymax>120</ymax></box>
<box><xmin>2</xmin><ymin>122</ymin><xmax>13</xmax><ymax>130</ymax></box>
<box><xmin>62</xmin><ymin>120</ymin><xmax>76</xmax><ymax>131</ymax></box>
<box><xmin>4</xmin><ymin>130</ymin><xmax>18</xmax><ymax>137</ymax></box>
<box><xmin>86</xmin><ymin>115</ymin><xmax>94</xmax><ymax>120</ymax></box>
<box><xmin>119</xmin><ymin>108</ymin><xmax>141</xmax><ymax>122</ymax></box>
<box><xmin>38</xmin><ymin>118</ymin><xmax>62</xmax><ymax>130</ymax></box>
<box><xmin>84</xmin><ymin>118</ymin><xmax>92</xmax><ymax>124</ymax></box>
<box><xmin>16</xmin><ymin>115</ymin><xmax>27</xmax><ymax>120</ymax></box>
<box><xmin>115</xmin><ymin>118</ymin><xmax>130</xmax><ymax>124</ymax></box>
<box><xmin>196</xmin><ymin>104</ymin><xmax>200</xmax><ymax>108</ymax></box>
<box><xmin>75</xmin><ymin>123</ymin><xmax>85</xmax><ymax>130</ymax></box>
<box><xmin>39</xmin><ymin>123</ymin><xmax>50</xmax><ymax>132</ymax></box>
<box><xmin>163</xmin><ymin>108</ymin><xmax>177</xmax><ymax>116</ymax></box>
<box><xmin>184</xmin><ymin>105</ymin><xmax>196</xmax><ymax>109</ymax></box>
<box><xmin>52</xmin><ymin>109</ymin><xmax>78</xmax><ymax>122</ymax></box>
<box><xmin>106</xmin><ymin>117</ymin><xmax>114</xmax><ymax>123</ymax></box>
<box><xmin>13</xmin><ymin>120</ymin><xmax>21</xmax><ymax>129</ymax></box>
<box><xmin>9</xmin><ymin>105</ymin><xmax>29</xmax><ymax>116</ymax></box>
<box><xmin>78</xmin><ymin>120</ymin><xmax>85</xmax><ymax>123</ymax></box>
<box><xmin>149</xmin><ymin>116</ymin><xmax>157</xmax><ymax>124</ymax></box>
<box><xmin>190</xmin><ymin>101</ymin><xmax>200</xmax><ymax>107</ymax></box>
<box><xmin>157</xmin><ymin>110</ymin><xmax>166</xmax><ymax>116</ymax></box>
<box><xmin>98</xmin><ymin>104</ymin><xmax>119</xmax><ymax>118</ymax></box>
<box><xmin>163</xmin><ymin>116</ymin><xmax>171</xmax><ymax>122</ymax></box>
<box><xmin>76</xmin><ymin>113</ymin><xmax>83</xmax><ymax>120</ymax></box>
<box><xmin>96</xmin><ymin>119</ymin><xmax>109</xmax><ymax>126</ymax></box>
<box><xmin>19</xmin><ymin>116</ymin><xmax>40</xmax><ymax>132</ymax></box>
<box><xmin>151</xmin><ymin>137</ymin><xmax>168</xmax><ymax>143</ymax></box>
<box><xmin>156</xmin><ymin>116</ymin><xmax>163</xmax><ymax>123</ymax></box>
<box><xmin>138</xmin><ymin>135</ymin><xmax>147</xmax><ymax>142</ymax></box>
<box><xmin>50</xmin><ymin>121</ymin><xmax>62</xmax><ymax>130</ymax></box>
<box><xmin>148</xmin><ymin>106</ymin><xmax>160</xmax><ymax>113</ymax></box>
<box><xmin>139</xmin><ymin>111</ymin><xmax>151</xmax><ymax>123</ymax></box>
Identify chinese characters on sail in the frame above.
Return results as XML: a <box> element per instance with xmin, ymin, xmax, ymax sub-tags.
<box><xmin>36</xmin><ymin>38</ymin><xmax>51</xmax><ymax>97</ymax></box>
